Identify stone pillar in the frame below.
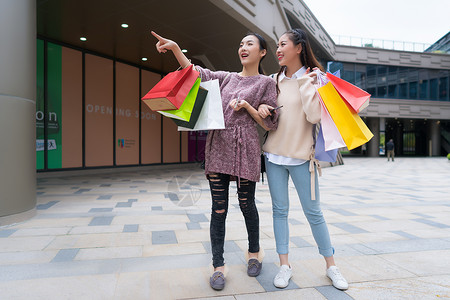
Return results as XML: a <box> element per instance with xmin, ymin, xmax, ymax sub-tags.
<box><xmin>430</xmin><ymin>120</ymin><xmax>441</xmax><ymax>156</ymax></box>
<box><xmin>367</xmin><ymin>117</ymin><xmax>380</xmax><ymax>157</ymax></box>
<box><xmin>0</xmin><ymin>0</ymin><xmax>36</xmax><ymax>225</ymax></box>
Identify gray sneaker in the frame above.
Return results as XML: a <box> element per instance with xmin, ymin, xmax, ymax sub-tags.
<box><xmin>247</xmin><ymin>258</ymin><xmax>262</xmax><ymax>277</ymax></box>
<box><xmin>210</xmin><ymin>271</ymin><xmax>225</xmax><ymax>290</ymax></box>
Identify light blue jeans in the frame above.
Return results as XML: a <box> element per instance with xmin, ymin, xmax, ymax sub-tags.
<box><xmin>265</xmin><ymin>156</ymin><xmax>334</xmax><ymax>257</ymax></box>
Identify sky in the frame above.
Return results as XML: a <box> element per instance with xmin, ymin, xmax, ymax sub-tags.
<box><xmin>302</xmin><ymin>0</ymin><xmax>449</xmax><ymax>46</ymax></box>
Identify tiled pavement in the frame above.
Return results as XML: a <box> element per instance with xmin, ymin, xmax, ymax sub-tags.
<box><xmin>1</xmin><ymin>157</ymin><xmax>450</xmax><ymax>299</ymax></box>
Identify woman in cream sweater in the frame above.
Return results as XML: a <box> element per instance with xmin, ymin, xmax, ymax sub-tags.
<box><xmin>258</xmin><ymin>28</ymin><xmax>348</xmax><ymax>290</ymax></box>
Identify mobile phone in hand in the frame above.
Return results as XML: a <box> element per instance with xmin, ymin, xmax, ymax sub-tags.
<box><xmin>269</xmin><ymin>105</ymin><xmax>283</xmax><ymax>113</ymax></box>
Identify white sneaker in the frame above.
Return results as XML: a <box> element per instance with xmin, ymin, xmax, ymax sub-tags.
<box><xmin>326</xmin><ymin>266</ymin><xmax>348</xmax><ymax>290</ymax></box>
<box><xmin>273</xmin><ymin>265</ymin><xmax>292</xmax><ymax>288</ymax></box>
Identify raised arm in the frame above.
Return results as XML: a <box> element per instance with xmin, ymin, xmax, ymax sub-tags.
<box><xmin>151</xmin><ymin>31</ymin><xmax>191</xmax><ymax>69</ymax></box>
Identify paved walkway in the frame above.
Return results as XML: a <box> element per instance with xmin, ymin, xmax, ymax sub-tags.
<box><xmin>1</xmin><ymin>157</ymin><xmax>449</xmax><ymax>299</ymax></box>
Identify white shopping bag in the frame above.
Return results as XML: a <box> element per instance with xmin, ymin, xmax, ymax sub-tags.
<box><xmin>178</xmin><ymin>79</ymin><xmax>225</xmax><ymax>131</ymax></box>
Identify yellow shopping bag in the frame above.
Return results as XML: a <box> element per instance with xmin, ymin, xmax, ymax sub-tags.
<box><xmin>318</xmin><ymin>82</ymin><xmax>373</xmax><ymax>150</ymax></box>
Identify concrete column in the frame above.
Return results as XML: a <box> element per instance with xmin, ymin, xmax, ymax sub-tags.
<box><xmin>430</xmin><ymin>120</ymin><xmax>441</xmax><ymax>156</ymax></box>
<box><xmin>0</xmin><ymin>0</ymin><xmax>36</xmax><ymax>225</ymax></box>
<box><xmin>367</xmin><ymin>117</ymin><xmax>380</xmax><ymax>157</ymax></box>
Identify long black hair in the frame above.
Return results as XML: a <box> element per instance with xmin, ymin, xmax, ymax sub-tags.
<box><xmin>276</xmin><ymin>28</ymin><xmax>324</xmax><ymax>93</ymax></box>
<box><xmin>244</xmin><ymin>32</ymin><xmax>268</xmax><ymax>74</ymax></box>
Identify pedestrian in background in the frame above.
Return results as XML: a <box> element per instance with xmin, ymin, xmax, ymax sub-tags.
<box><xmin>386</xmin><ymin>139</ymin><xmax>395</xmax><ymax>161</ymax></box>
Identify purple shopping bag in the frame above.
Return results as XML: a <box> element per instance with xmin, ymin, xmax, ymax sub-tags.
<box><xmin>315</xmin><ymin>126</ymin><xmax>338</xmax><ymax>162</ymax></box>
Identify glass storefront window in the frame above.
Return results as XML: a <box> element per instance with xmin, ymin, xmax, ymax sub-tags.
<box><xmin>409</xmin><ymin>82</ymin><xmax>418</xmax><ymax>99</ymax></box>
<box><xmin>367</xmin><ymin>65</ymin><xmax>376</xmax><ymax>77</ymax></box>
<box><xmin>399</xmin><ymin>83</ymin><xmax>408</xmax><ymax>98</ymax></box>
<box><xmin>430</xmin><ymin>78</ymin><xmax>438</xmax><ymax>100</ymax></box>
<box><xmin>355</xmin><ymin>64</ymin><xmax>366</xmax><ymax>89</ymax></box>
<box><xmin>419</xmin><ymin>80</ymin><xmax>428</xmax><ymax>99</ymax></box>
<box><xmin>327</xmin><ymin>61</ymin><xmax>448</xmax><ymax>101</ymax></box>
<box><xmin>408</xmin><ymin>69</ymin><xmax>419</xmax><ymax>82</ymax></box>
<box><xmin>343</xmin><ymin>70</ymin><xmax>355</xmax><ymax>84</ymax></box>
<box><xmin>377</xmin><ymin>66</ymin><xmax>387</xmax><ymax>75</ymax></box>
<box><xmin>388</xmin><ymin>85</ymin><xmax>397</xmax><ymax>98</ymax></box>
<box><xmin>388</xmin><ymin>66</ymin><xmax>398</xmax><ymax>74</ymax></box>
<box><xmin>439</xmin><ymin>77</ymin><xmax>448</xmax><ymax>101</ymax></box>
<box><xmin>328</xmin><ymin>62</ymin><xmax>343</xmax><ymax>74</ymax></box>
<box><xmin>378</xmin><ymin>86</ymin><xmax>387</xmax><ymax>98</ymax></box>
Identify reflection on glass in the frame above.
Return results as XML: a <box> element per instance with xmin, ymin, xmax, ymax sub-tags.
<box><xmin>328</xmin><ymin>62</ymin><xmax>343</xmax><ymax>74</ymax></box>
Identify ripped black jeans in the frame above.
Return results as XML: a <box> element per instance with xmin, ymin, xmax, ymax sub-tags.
<box><xmin>208</xmin><ymin>173</ymin><xmax>260</xmax><ymax>268</ymax></box>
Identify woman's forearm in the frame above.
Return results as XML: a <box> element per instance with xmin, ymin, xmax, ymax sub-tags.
<box><xmin>245</xmin><ymin>103</ymin><xmax>271</xmax><ymax>131</ymax></box>
<box><xmin>172</xmin><ymin>45</ymin><xmax>191</xmax><ymax>68</ymax></box>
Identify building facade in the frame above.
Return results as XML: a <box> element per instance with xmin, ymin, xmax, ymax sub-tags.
<box><xmin>1</xmin><ymin>0</ymin><xmax>449</xmax><ymax>222</ymax></box>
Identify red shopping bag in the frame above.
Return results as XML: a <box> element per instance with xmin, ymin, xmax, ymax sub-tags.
<box><xmin>326</xmin><ymin>72</ymin><xmax>371</xmax><ymax>113</ymax></box>
<box><xmin>141</xmin><ymin>66</ymin><xmax>199</xmax><ymax>111</ymax></box>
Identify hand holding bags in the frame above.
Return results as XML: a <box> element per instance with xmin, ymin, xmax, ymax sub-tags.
<box><xmin>318</xmin><ymin>82</ymin><xmax>373</xmax><ymax>150</ymax></box>
<box><xmin>178</xmin><ymin>79</ymin><xmax>225</xmax><ymax>131</ymax></box>
<box><xmin>141</xmin><ymin>66</ymin><xmax>200</xmax><ymax>111</ymax></box>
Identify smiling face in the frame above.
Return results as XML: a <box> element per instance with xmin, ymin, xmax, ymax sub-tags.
<box><xmin>276</xmin><ymin>33</ymin><xmax>302</xmax><ymax>67</ymax></box>
<box><xmin>238</xmin><ymin>35</ymin><xmax>266</xmax><ymax>67</ymax></box>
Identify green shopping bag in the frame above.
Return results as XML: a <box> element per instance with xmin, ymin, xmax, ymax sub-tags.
<box><xmin>158</xmin><ymin>78</ymin><xmax>201</xmax><ymax>122</ymax></box>
<box><xmin>171</xmin><ymin>86</ymin><xmax>208</xmax><ymax>129</ymax></box>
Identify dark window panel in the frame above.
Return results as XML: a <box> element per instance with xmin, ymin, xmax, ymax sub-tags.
<box><xmin>388</xmin><ymin>85</ymin><xmax>398</xmax><ymax>98</ymax></box>
<box><xmin>409</xmin><ymin>82</ymin><xmax>418</xmax><ymax>99</ymax></box>
<box><xmin>378</xmin><ymin>86</ymin><xmax>387</xmax><ymax>98</ymax></box>
<box><xmin>430</xmin><ymin>78</ymin><xmax>438</xmax><ymax>100</ymax></box>
<box><xmin>399</xmin><ymin>83</ymin><xmax>408</xmax><ymax>98</ymax></box>
<box><xmin>439</xmin><ymin>77</ymin><xmax>448</xmax><ymax>101</ymax></box>
<box><xmin>419</xmin><ymin>80</ymin><xmax>428</xmax><ymax>99</ymax></box>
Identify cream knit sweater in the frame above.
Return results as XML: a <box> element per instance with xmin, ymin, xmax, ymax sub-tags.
<box><xmin>263</xmin><ymin>75</ymin><xmax>321</xmax><ymax>160</ymax></box>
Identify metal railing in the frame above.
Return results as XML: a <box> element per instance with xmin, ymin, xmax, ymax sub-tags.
<box><xmin>332</xmin><ymin>35</ymin><xmax>432</xmax><ymax>52</ymax></box>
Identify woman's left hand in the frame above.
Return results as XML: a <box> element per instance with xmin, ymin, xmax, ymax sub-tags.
<box><xmin>229</xmin><ymin>99</ymin><xmax>248</xmax><ymax>111</ymax></box>
<box><xmin>258</xmin><ymin>104</ymin><xmax>273</xmax><ymax>118</ymax></box>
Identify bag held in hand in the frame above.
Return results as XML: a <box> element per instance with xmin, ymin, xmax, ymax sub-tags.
<box><xmin>178</xmin><ymin>79</ymin><xmax>225</xmax><ymax>131</ymax></box>
<box><xmin>316</xmin><ymin>90</ymin><xmax>346</xmax><ymax>151</ymax></box>
<box><xmin>171</xmin><ymin>85</ymin><xmax>208</xmax><ymax>129</ymax></box>
<box><xmin>326</xmin><ymin>72</ymin><xmax>371</xmax><ymax>113</ymax></box>
<box><xmin>158</xmin><ymin>78</ymin><xmax>201</xmax><ymax>122</ymax></box>
<box><xmin>141</xmin><ymin>66</ymin><xmax>199</xmax><ymax>111</ymax></box>
<box><xmin>318</xmin><ymin>82</ymin><xmax>373</xmax><ymax>150</ymax></box>
<box><xmin>315</xmin><ymin>126</ymin><xmax>338</xmax><ymax>162</ymax></box>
